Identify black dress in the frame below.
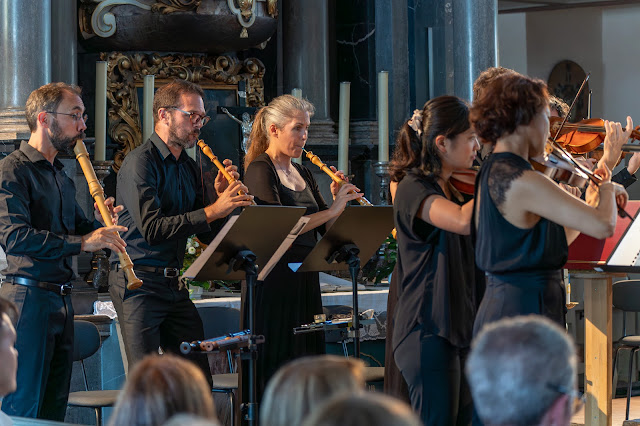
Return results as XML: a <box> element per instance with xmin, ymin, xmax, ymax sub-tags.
<box><xmin>241</xmin><ymin>153</ymin><xmax>327</xmax><ymax>401</ymax></box>
<box><xmin>473</xmin><ymin>152</ymin><xmax>568</xmax><ymax>336</ymax></box>
<box><xmin>393</xmin><ymin>170</ymin><xmax>481</xmax><ymax>425</ymax></box>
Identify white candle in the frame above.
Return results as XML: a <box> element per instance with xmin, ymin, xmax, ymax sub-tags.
<box><xmin>377</xmin><ymin>71</ymin><xmax>389</xmax><ymax>162</ymax></box>
<box><xmin>143</xmin><ymin>74</ymin><xmax>155</xmax><ymax>142</ymax></box>
<box><xmin>94</xmin><ymin>61</ymin><xmax>107</xmax><ymax>162</ymax></box>
<box><xmin>338</xmin><ymin>82</ymin><xmax>350</xmax><ymax>173</ymax></box>
<box><xmin>291</xmin><ymin>88</ymin><xmax>303</xmax><ymax>164</ymax></box>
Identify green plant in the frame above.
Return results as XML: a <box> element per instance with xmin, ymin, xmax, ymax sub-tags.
<box><xmin>181</xmin><ymin>236</ymin><xmax>211</xmax><ymax>289</ymax></box>
<box><xmin>180</xmin><ymin>236</ymin><xmax>241</xmax><ymax>291</ymax></box>
<box><xmin>362</xmin><ymin>234</ymin><xmax>397</xmax><ymax>284</ymax></box>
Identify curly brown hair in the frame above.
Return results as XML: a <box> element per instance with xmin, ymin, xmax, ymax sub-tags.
<box><xmin>470</xmin><ymin>73</ymin><xmax>549</xmax><ymax>144</ymax></box>
<box><xmin>472</xmin><ymin>67</ymin><xmax>517</xmax><ymax>101</ymax></box>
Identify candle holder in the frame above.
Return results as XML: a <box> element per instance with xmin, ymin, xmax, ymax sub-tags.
<box><xmin>373</xmin><ymin>161</ymin><xmax>391</xmax><ymax>205</ymax></box>
<box><xmin>85</xmin><ymin>160</ymin><xmax>115</xmax><ymax>291</ymax></box>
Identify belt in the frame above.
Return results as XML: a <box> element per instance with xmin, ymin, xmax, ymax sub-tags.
<box><xmin>112</xmin><ymin>263</ymin><xmax>180</xmax><ymax>278</ymax></box>
<box><xmin>6</xmin><ymin>276</ymin><xmax>73</xmax><ymax>296</ymax></box>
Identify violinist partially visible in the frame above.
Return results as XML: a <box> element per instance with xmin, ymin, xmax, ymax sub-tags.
<box><xmin>392</xmin><ymin>96</ymin><xmax>482</xmax><ymax>425</ymax></box>
<box><xmin>550</xmin><ymin>95</ymin><xmax>640</xmax><ymax>189</ymax></box>
<box><xmin>470</xmin><ymin>73</ymin><xmax>628</xmax><ymax>336</ymax></box>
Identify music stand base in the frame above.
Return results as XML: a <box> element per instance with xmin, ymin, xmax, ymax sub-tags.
<box><xmin>328</xmin><ymin>244</ymin><xmax>362</xmax><ymax>358</ymax></box>
<box><xmin>233</xmin><ymin>250</ymin><xmax>260</xmax><ymax>426</ymax></box>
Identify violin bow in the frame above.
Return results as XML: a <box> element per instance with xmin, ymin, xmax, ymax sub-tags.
<box><xmin>549</xmin><ymin>73</ymin><xmax>631</xmax><ymax>218</ymax></box>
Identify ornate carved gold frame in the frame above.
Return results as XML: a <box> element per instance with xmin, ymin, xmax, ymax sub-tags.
<box><xmin>101</xmin><ymin>51</ymin><xmax>265</xmax><ymax>170</ymax></box>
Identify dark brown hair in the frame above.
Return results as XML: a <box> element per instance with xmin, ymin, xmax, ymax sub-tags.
<box><xmin>152</xmin><ymin>79</ymin><xmax>205</xmax><ymax>123</ymax></box>
<box><xmin>108</xmin><ymin>354</ymin><xmax>216</xmax><ymax>426</ymax></box>
<box><xmin>25</xmin><ymin>83</ymin><xmax>82</xmax><ymax>132</ymax></box>
<box><xmin>470</xmin><ymin>73</ymin><xmax>549</xmax><ymax>144</ymax></box>
<box><xmin>389</xmin><ymin>123</ymin><xmax>422</xmax><ymax>183</ymax></box>
<box><xmin>391</xmin><ymin>96</ymin><xmax>470</xmax><ymax>181</ymax></box>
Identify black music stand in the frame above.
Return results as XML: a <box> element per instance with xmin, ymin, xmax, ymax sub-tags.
<box><xmin>183</xmin><ymin>205</ymin><xmax>307</xmax><ymax>426</ymax></box>
<box><xmin>289</xmin><ymin>205</ymin><xmax>394</xmax><ymax>358</ymax></box>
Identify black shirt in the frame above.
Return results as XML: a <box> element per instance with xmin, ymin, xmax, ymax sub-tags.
<box><xmin>393</xmin><ymin>170</ymin><xmax>479</xmax><ymax>349</ymax></box>
<box><xmin>0</xmin><ymin>141</ymin><xmax>95</xmax><ymax>283</ymax></box>
<box><xmin>244</xmin><ymin>153</ymin><xmax>328</xmax><ymax>249</ymax></box>
<box><xmin>114</xmin><ymin>133</ymin><xmax>219</xmax><ymax>268</ymax></box>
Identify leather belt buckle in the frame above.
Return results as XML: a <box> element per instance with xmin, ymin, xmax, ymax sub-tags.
<box><xmin>163</xmin><ymin>267</ymin><xmax>179</xmax><ymax>278</ymax></box>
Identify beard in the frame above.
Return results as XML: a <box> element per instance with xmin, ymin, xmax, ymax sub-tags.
<box><xmin>167</xmin><ymin>123</ymin><xmax>199</xmax><ymax>151</ymax></box>
<box><xmin>49</xmin><ymin>119</ymin><xmax>84</xmax><ymax>156</ymax></box>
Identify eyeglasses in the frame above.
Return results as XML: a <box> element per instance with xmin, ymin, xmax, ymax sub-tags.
<box><xmin>547</xmin><ymin>383</ymin><xmax>585</xmax><ymax>415</ymax></box>
<box><xmin>46</xmin><ymin>111</ymin><xmax>89</xmax><ymax>123</ymax></box>
<box><xmin>164</xmin><ymin>107</ymin><xmax>210</xmax><ymax>126</ymax></box>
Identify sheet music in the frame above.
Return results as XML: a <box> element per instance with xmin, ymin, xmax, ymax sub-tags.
<box><xmin>606</xmin><ymin>211</ymin><xmax>640</xmax><ymax>267</ymax></box>
<box><xmin>258</xmin><ymin>216</ymin><xmax>310</xmax><ymax>281</ymax></box>
<box><xmin>182</xmin><ymin>215</ymin><xmax>239</xmax><ymax>279</ymax></box>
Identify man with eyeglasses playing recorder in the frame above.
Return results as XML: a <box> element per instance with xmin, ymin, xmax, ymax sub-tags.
<box><xmin>110</xmin><ymin>79</ymin><xmax>253</xmax><ymax>380</ymax></box>
<box><xmin>0</xmin><ymin>83</ymin><xmax>126</xmax><ymax>421</ymax></box>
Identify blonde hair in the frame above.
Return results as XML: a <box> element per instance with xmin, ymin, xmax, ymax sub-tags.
<box><xmin>259</xmin><ymin>355</ymin><xmax>365</xmax><ymax>426</ymax></box>
<box><xmin>302</xmin><ymin>393</ymin><xmax>421</xmax><ymax>426</ymax></box>
<box><xmin>108</xmin><ymin>354</ymin><xmax>216</xmax><ymax>426</ymax></box>
<box><xmin>244</xmin><ymin>94</ymin><xmax>315</xmax><ymax>169</ymax></box>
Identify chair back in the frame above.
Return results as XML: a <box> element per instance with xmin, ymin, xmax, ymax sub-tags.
<box><xmin>613</xmin><ymin>280</ymin><xmax>640</xmax><ymax>313</ymax></box>
<box><xmin>73</xmin><ymin>320</ymin><xmax>101</xmax><ymax>362</ymax></box>
<box><xmin>198</xmin><ymin>306</ymin><xmax>241</xmax><ymax>338</ymax></box>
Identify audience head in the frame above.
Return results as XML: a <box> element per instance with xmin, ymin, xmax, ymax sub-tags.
<box><xmin>244</xmin><ymin>94</ymin><xmax>315</xmax><ymax>168</ymax></box>
<box><xmin>472</xmin><ymin>66</ymin><xmax>517</xmax><ymax>101</ymax></box>
<box><xmin>466</xmin><ymin>315</ymin><xmax>579</xmax><ymax>426</ymax></box>
<box><xmin>391</xmin><ymin>95</ymin><xmax>471</xmax><ymax>181</ymax></box>
<box><xmin>260</xmin><ymin>354</ymin><xmax>365</xmax><ymax>426</ymax></box>
<box><xmin>302</xmin><ymin>393</ymin><xmax>421</xmax><ymax>426</ymax></box>
<box><xmin>162</xmin><ymin>413</ymin><xmax>220</xmax><ymax>426</ymax></box>
<box><xmin>109</xmin><ymin>354</ymin><xmax>216</xmax><ymax>426</ymax></box>
<box><xmin>0</xmin><ymin>297</ymin><xmax>17</xmax><ymax>397</ymax></box>
<box><xmin>470</xmin><ymin>73</ymin><xmax>549</xmax><ymax>145</ymax></box>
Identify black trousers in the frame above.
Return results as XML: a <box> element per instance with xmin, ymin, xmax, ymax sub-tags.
<box><xmin>109</xmin><ymin>269</ymin><xmax>212</xmax><ymax>384</ymax></box>
<box><xmin>0</xmin><ymin>283</ymin><xmax>73</xmax><ymax>421</ymax></box>
<box><xmin>394</xmin><ymin>327</ymin><xmax>472</xmax><ymax>426</ymax></box>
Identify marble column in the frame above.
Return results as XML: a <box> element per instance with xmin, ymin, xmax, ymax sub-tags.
<box><xmin>375</xmin><ymin>0</ymin><xmax>410</xmax><ymax>154</ymax></box>
<box><xmin>282</xmin><ymin>0</ymin><xmax>336</xmax><ymax>144</ymax></box>
<box><xmin>51</xmin><ymin>0</ymin><xmax>78</xmax><ymax>84</ymax></box>
<box><xmin>451</xmin><ymin>0</ymin><xmax>497</xmax><ymax>100</ymax></box>
<box><xmin>0</xmin><ymin>0</ymin><xmax>51</xmax><ymax>139</ymax></box>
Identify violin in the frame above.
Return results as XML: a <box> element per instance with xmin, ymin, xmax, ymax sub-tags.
<box><xmin>531</xmin><ymin>141</ymin><xmax>591</xmax><ymax>190</ymax></box>
<box><xmin>550</xmin><ymin>116</ymin><xmax>640</xmax><ymax>155</ymax></box>
<box><xmin>450</xmin><ymin>168</ymin><xmax>477</xmax><ymax>195</ymax></box>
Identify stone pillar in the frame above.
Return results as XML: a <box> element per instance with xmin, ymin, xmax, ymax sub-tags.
<box><xmin>375</xmin><ymin>0</ymin><xmax>410</xmax><ymax>155</ymax></box>
<box><xmin>0</xmin><ymin>0</ymin><xmax>51</xmax><ymax>139</ymax></box>
<box><xmin>51</xmin><ymin>0</ymin><xmax>78</xmax><ymax>84</ymax></box>
<box><xmin>451</xmin><ymin>0</ymin><xmax>497</xmax><ymax>100</ymax></box>
<box><xmin>282</xmin><ymin>0</ymin><xmax>336</xmax><ymax>143</ymax></box>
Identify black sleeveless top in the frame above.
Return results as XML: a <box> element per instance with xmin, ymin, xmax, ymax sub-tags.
<box><xmin>475</xmin><ymin>152</ymin><xmax>568</xmax><ymax>275</ymax></box>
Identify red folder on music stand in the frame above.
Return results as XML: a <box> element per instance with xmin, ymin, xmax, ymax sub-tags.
<box><xmin>565</xmin><ymin>201</ymin><xmax>640</xmax><ymax>272</ymax></box>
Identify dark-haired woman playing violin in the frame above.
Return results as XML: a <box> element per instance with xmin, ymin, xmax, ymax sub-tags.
<box><xmin>392</xmin><ymin>95</ymin><xmax>483</xmax><ymax>425</ymax></box>
<box><xmin>470</xmin><ymin>73</ymin><xmax>629</xmax><ymax>334</ymax></box>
